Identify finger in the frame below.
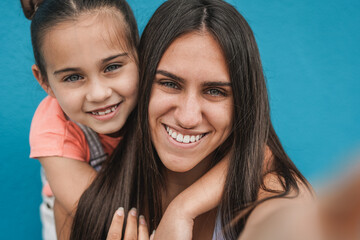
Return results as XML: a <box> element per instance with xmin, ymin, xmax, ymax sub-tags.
<box><xmin>149</xmin><ymin>230</ymin><xmax>156</xmax><ymax>240</ymax></box>
<box><xmin>138</xmin><ymin>215</ymin><xmax>150</xmax><ymax>240</ymax></box>
<box><xmin>106</xmin><ymin>207</ymin><xmax>125</xmax><ymax>240</ymax></box>
<box><xmin>124</xmin><ymin>208</ymin><xmax>138</xmax><ymax>240</ymax></box>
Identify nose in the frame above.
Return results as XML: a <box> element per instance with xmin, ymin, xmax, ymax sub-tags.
<box><xmin>85</xmin><ymin>78</ymin><xmax>112</xmax><ymax>102</ymax></box>
<box><xmin>174</xmin><ymin>92</ymin><xmax>202</xmax><ymax>129</ymax></box>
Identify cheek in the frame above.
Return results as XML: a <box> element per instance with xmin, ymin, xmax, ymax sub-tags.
<box><xmin>148</xmin><ymin>91</ymin><xmax>162</xmax><ymax>124</ymax></box>
<box><xmin>118</xmin><ymin>77</ymin><xmax>138</xmax><ymax>97</ymax></box>
<box><xmin>51</xmin><ymin>85</ymin><xmax>83</xmax><ymax>113</ymax></box>
<box><xmin>148</xmin><ymin>89</ymin><xmax>174</xmax><ymax>129</ymax></box>
<box><xmin>210</xmin><ymin>103</ymin><xmax>233</xmax><ymax>133</ymax></box>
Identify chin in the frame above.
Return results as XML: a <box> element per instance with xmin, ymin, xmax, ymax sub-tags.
<box><xmin>164</xmin><ymin>164</ymin><xmax>195</xmax><ymax>173</ymax></box>
<box><xmin>160</xmin><ymin>155</ymin><xmax>199</xmax><ymax>173</ymax></box>
<box><xmin>91</xmin><ymin>125</ymin><xmax>119</xmax><ymax>135</ymax></box>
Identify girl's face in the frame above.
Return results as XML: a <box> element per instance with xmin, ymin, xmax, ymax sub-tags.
<box><xmin>34</xmin><ymin>13</ymin><xmax>138</xmax><ymax>135</ymax></box>
<box><xmin>148</xmin><ymin>32</ymin><xmax>233</xmax><ymax>173</ymax></box>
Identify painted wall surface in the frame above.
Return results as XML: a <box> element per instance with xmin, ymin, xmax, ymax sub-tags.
<box><xmin>0</xmin><ymin>0</ymin><xmax>359</xmax><ymax>238</ymax></box>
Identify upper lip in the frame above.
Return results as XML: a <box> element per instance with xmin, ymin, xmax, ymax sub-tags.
<box><xmin>87</xmin><ymin>101</ymin><xmax>121</xmax><ymax>113</ymax></box>
<box><xmin>163</xmin><ymin>124</ymin><xmax>208</xmax><ymax>136</ymax></box>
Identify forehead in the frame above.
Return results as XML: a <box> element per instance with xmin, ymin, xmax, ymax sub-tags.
<box><xmin>41</xmin><ymin>12</ymin><xmax>129</xmax><ymax>64</ymax></box>
<box><xmin>158</xmin><ymin>32</ymin><xmax>230</xmax><ymax>82</ymax></box>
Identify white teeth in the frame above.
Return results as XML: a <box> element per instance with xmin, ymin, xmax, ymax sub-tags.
<box><xmin>165</xmin><ymin>125</ymin><xmax>204</xmax><ymax>144</ymax></box>
<box><xmin>91</xmin><ymin>104</ymin><xmax>118</xmax><ymax>116</ymax></box>
<box><xmin>183</xmin><ymin>135</ymin><xmax>190</xmax><ymax>143</ymax></box>
<box><xmin>176</xmin><ymin>134</ymin><xmax>183</xmax><ymax>142</ymax></box>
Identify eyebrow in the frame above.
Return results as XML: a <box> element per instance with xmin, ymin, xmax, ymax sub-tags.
<box><xmin>156</xmin><ymin>69</ymin><xmax>232</xmax><ymax>87</ymax></box>
<box><xmin>53</xmin><ymin>53</ymin><xmax>128</xmax><ymax>76</ymax></box>
<box><xmin>101</xmin><ymin>52</ymin><xmax>128</xmax><ymax>64</ymax></box>
<box><xmin>156</xmin><ymin>70</ymin><xmax>185</xmax><ymax>83</ymax></box>
<box><xmin>53</xmin><ymin>67</ymin><xmax>81</xmax><ymax>76</ymax></box>
<box><xmin>202</xmin><ymin>82</ymin><xmax>232</xmax><ymax>87</ymax></box>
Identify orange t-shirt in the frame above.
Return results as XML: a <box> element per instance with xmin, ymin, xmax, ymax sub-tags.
<box><xmin>30</xmin><ymin>96</ymin><xmax>121</xmax><ymax>195</ymax></box>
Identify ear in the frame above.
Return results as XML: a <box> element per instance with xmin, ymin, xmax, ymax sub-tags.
<box><xmin>32</xmin><ymin>64</ymin><xmax>55</xmax><ymax>98</ymax></box>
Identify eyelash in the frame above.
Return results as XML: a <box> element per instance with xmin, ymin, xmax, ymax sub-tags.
<box><xmin>64</xmin><ymin>74</ymin><xmax>83</xmax><ymax>82</ymax></box>
<box><xmin>104</xmin><ymin>64</ymin><xmax>122</xmax><ymax>73</ymax></box>
<box><xmin>62</xmin><ymin>63</ymin><xmax>122</xmax><ymax>82</ymax></box>
<box><xmin>205</xmin><ymin>88</ymin><xmax>227</xmax><ymax>97</ymax></box>
<box><xmin>158</xmin><ymin>80</ymin><xmax>180</xmax><ymax>89</ymax></box>
<box><xmin>159</xmin><ymin>80</ymin><xmax>228</xmax><ymax>97</ymax></box>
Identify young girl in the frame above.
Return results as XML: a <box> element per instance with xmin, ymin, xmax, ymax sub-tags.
<box><xmin>21</xmin><ymin>0</ymin><xmax>139</xmax><ymax>238</ymax></box>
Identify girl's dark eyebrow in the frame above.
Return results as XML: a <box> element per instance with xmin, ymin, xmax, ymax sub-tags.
<box><xmin>53</xmin><ymin>53</ymin><xmax>128</xmax><ymax>76</ymax></box>
<box><xmin>53</xmin><ymin>67</ymin><xmax>81</xmax><ymax>76</ymax></box>
<box><xmin>101</xmin><ymin>53</ymin><xmax>128</xmax><ymax>64</ymax></box>
<box><xmin>156</xmin><ymin>70</ymin><xmax>184</xmax><ymax>83</ymax></box>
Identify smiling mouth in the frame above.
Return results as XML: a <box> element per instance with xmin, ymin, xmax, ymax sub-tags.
<box><xmin>89</xmin><ymin>102</ymin><xmax>121</xmax><ymax>116</ymax></box>
<box><xmin>164</xmin><ymin>125</ymin><xmax>207</xmax><ymax>144</ymax></box>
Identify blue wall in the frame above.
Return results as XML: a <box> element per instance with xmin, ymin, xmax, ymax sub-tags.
<box><xmin>0</xmin><ymin>0</ymin><xmax>359</xmax><ymax>238</ymax></box>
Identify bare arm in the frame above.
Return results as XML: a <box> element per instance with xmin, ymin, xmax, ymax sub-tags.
<box><xmin>239</xmin><ymin>164</ymin><xmax>360</xmax><ymax>240</ymax></box>
<box><xmin>54</xmin><ymin>199</ymin><xmax>72</xmax><ymax>240</ymax></box>
<box><xmin>39</xmin><ymin>156</ymin><xmax>96</xmax><ymax>215</ymax></box>
<box><xmin>154</xmin><ymin>156</ymin><xmax>228</xmax><ymax>240</ymax></box>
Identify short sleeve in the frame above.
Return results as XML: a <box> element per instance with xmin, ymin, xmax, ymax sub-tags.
<box><xmin>29</xmin><ymin>96</ymin><xmax>90</xmax><ymax>162</ymax></box>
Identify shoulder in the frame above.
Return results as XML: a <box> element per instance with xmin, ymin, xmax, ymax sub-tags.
<box><xmin>31</xmin><ymin>96</ymin><xmax>66</xmax><ymax>130</ymax></box>
<box><xmin>30</xmin><ymin>96</ymin><xmax>88</xmax><ymax>161</ymax></box>
<box><xmin>239</xmin><ymin>175</ymin><xmax>319</xmax><ymax>240</ymax></box>
<box><xmin>30</xmin><ymin>96</ymin><xmax>84</xmax><ymax>138</ymax></box>
<box><xmin>246</xmin><ymin>174</ymin><xmax>315</xmax><ymax>229</ymax></box>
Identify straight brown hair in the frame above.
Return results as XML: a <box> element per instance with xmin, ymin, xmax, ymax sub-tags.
<box><xmin>72</xmin><ymin>1</ymin><xmax>309</xmax><ymax>239</ymax></box>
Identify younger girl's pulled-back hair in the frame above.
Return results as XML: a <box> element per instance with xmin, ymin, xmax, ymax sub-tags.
<box><xmin>20</xmin><ymin>0</ymin><xmax>139</xmax><ymax>83</ymax></box>
<box><xmin>20</xmin><ymin>0</ymin><xmax>43</xmax><ymax>19</ymax></box>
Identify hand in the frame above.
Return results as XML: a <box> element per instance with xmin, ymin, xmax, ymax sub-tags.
<box><xmin>154</xmin><ymin>155</ymin><xmax>229</xmax><ymax>240</ymax></box>
<box><xmin>107</xmin><ymin>208</ymin><xmax>154</xmax><ymax>240</ymax></box>
<box><xmin>318</xmin><ymin>164</ymin><xmax>360</xmax><ymax>240</ymax></box>
<box><xmin>152</xmin><ymin>203</ymin><xmax>194</xmax><ymax>240</ymax></box>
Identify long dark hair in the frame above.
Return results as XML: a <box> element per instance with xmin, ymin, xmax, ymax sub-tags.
<box><xmin>72</xmin><ymin>0</ymin><xmax>309</xmax><ymax>239</ymax></box>
<box><xmin>21</xmin><ymin>0</ymin><xmax>139</xmax><ymax>83</ymax></box>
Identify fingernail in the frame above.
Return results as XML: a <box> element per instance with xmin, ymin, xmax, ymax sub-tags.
<box><xmin>139</xmin><ymin>215</ymin><xmax>146</xmax><ymax>225</ymax></box>
<box><xmin>150</xmin><ymin>230</ymin><xmax>156</xmax><ymax>240</ymax></box>
<box><xmin>130</xmin><ymin>207</ymin><xmax>137</xmax><ymax>216</ymax></box>
<box><xmin>116</xmin><ymin>207</ymin><xmax>124</xmax><ymax>216</ymax></box>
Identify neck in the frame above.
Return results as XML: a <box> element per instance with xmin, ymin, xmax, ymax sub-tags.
<box><xmin>160</xmin><ymin>156</ymin><xmax>218</xmax><ymax>240</ymax></box>
<box><xmin>161</xmin><ymin>156</ymin><xmax>212</xmax><ymax>211</ymax></box>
